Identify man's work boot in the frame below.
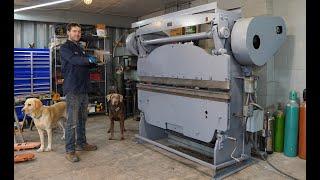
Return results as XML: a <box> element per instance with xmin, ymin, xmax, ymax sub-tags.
<box><xmin>65</xmin><ymin>152</ymin><xmax>79</xmax><ymax>162</ymax></box>
<box><xmin>75</xmin><ymin>143</ymin><xmax>97</xmax><ymax>151</ymax></box>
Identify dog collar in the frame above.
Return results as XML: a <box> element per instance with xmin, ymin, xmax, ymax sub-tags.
<box><xmin>115</xmin><ymin>107</ymin><xmax>120</xmax><ymax>112</ymax></box>
<box><xmin>33</xmin><ymin>109</ymin><xmax>43</xmax><ymax>119</ymax></box>
<box><xmin>34</xmin><ymin>113</ymin><xmax>42</xmax><ymax>119</ymax></box>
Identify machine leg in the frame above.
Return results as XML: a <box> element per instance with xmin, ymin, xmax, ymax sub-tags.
<box><xmin>135</xmin><ymin>133</ymin><xmax>254</xmax><ymax>179</ymax></box>
<box><xmin>212</xmin><ymin>158</ymin><xmax>254</xmax><ymax>180</ymax></box>
<box><xmin>138</xmin><ymin>112</ymin><xmax>167</xmax><ymax>142</ymax></box>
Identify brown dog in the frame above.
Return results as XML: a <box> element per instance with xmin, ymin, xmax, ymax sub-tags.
<box><xmin>22</xmin><ymin>98</ymin><xmax>67</xmax><ymax>152</ymax></box>
<box><xmin>107</xmin><ymin>93</ymin><xmax>126</xmax><ymax>140</ymax></box>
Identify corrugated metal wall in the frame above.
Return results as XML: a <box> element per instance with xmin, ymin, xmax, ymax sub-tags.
<box><xmin>14</xmin><ymin>20</ymin><xmax>55</xmax><ymax>48</ymax></box>
<box><xmin>14</xmin><ymin>20</ymin><xmax>128</xmax><ymax>49</ymax></box>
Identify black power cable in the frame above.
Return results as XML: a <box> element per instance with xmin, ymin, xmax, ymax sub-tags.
<box><xmin>264</xmin><ymin>157</ymin><xmax>299</xmax><ymax>180</ymax></box>
<box><xmin>252</xmin><ymin>146</ymin><xmax>299</xmax><ymax>180</ymax></box>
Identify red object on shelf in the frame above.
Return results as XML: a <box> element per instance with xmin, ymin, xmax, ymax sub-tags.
<box><xmin>90</xmin><ymin>73</ymin><xmax>101</xmax><ymax>81</ymax></box>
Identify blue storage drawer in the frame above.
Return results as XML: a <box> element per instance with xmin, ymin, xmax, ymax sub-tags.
<box><xmin>14</xmin><ymin>89</ymin><xmax>32</xmax><ymax>95</ymax></box>
<box><xmin>33</xmin><ymin>78</ymin><xmax>50</xmax><ymax>83</ymax></box>
<box><xmin>14</xmin><ymin>48</ymin><xmax>51</xmax><ymax>96</ymax></box>
<box><xmin>33</xmin><ymin>70</ymin><xmax>50</xmax><ymax>77</ymax></box>
<box><xmin>14</xmin><ymin>73</ymin><xmax>31</xmax><ymax>78</ymax></box>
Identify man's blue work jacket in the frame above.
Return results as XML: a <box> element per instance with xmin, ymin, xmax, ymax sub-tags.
<box><xmin>60</xmin><ymin>40</ymin><xmax>91</xmax><ymax>95</ymax></box>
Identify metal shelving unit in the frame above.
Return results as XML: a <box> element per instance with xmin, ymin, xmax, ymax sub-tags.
<box><xmin>51</xmin><ymin>33</ymin><xmax>109</xmax><ymax>115</ymax></box>
<box><xmin>51</xmin><ymin>35</ymin><xmax>67</xmax><ymax>97</ymax></box>
<box><xmin>85</xmin><ymin>35</ymin><xmax>109</xmax><ymax>115</ymax></box>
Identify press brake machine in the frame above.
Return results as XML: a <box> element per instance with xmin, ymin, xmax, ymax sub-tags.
<box><xmin>126</xmin><ymin>2</ymin><xmax>286</xmax><ymax>179</ymax></box>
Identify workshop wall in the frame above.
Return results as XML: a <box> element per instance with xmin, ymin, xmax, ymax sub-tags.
<box><xmin>14</xmin><ymin>20</ymin><xmax>129</xmax><ymax>50</ymax></box>
<box><xmin>138</xmin><ymin>0</ymin><xmax>242</xmax><ymax>20</ymax></box>
<box><xmin>251</xmin><ymin>0</ymin><xmax>306</xmax><ymax>107</ymax></box>
<box><xmin>138</xmin><ymin>0</ymin><xmax>209</xmax><ymax>20</ymax></box>
<box><xmin>14</xmin><ymin>20</ymin><xmax>54</xmax><ymax>48</ymax></box>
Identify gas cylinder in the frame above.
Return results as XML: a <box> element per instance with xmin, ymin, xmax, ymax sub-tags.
<box><xmin>284</xmin><ymin>90</ymin><xmax>299</xmax><ymax>157</ymax></box>
<box><xmin>266</xmin><ymin>111</ymin><xmax>274</xmax><ymax>154</ymax></box>
<box><xmin>274</xmin><ymin>103</ymin><xmax>285</xmax><ymax>152</ymax></box>
<box><xmin>298</xmin><ymin>89</ymin><xmax>306</xmax><ymax>159</ymax></box>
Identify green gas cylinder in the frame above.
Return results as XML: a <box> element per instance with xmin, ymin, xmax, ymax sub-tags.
<box><xmin>274</xmin><ymin>104</ymin><xmax>285</xmax><ymax>152</ymax></box>
<box><xmin>284</xmin><ymin>90</ymin><xmax>299</xmax><ymax>157</ymax></box>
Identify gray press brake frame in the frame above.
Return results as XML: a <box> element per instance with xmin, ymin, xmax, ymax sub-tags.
<box><xmin>130</xmin><ymin>2</ymin><xmax>253</xmax><ymax>179</ymax></box>
<box><xmin>136</xmin><ymin>48</ymin><xmax>252</xmax><ymax>179</ymax></box>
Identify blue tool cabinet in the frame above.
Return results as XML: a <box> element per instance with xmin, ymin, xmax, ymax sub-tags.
<box><xmin>14</xmin><ymin>48</ymin><xmax>52</xmax><ymax>95</ymax></box>
<box><xmin>14</xmin><ymin>48</ymin><xmax>52</xmax><ymax>120</ymax></box>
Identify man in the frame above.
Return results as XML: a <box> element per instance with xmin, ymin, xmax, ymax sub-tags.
<box><xmin>60</xmin><ymin>23</ymin><xmax>98</xmax><ymax>162</ymax></box>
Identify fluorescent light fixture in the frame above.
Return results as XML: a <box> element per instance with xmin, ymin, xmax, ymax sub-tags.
<box><xmin>14</xmin><ymin>0</ymin><xmax>73</xmax><ymax>13</ymax></box>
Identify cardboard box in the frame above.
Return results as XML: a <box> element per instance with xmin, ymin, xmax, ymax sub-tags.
<box><xmin>94</xmin><ymin>50</ymin><xmax>107</xmax><ymax>63</ymax></box>
<box><xmin>170</xmin><ymin>28</ymin><xmax>184</xmax><ymax>36</ymax></box>
<box><xmin>96</xmin><ymin>29</ymin><xmax>106</xmax><ymax>37</ymax></box>
<box><xmin>96</xmin><ymin>24</ymin><xmax>105</xmax><ymax>30</ymax></box>
<box><xmin>198</xmin><ymin>24</ymin><xmax>214</xmax><ymax>53</ymax></box>
<box><xmin>88</xmin><ymin>104</ymin><xmax>96</xmax><ymax>113</ymax></box>
<box><xmin>57</xmin><ymin>79</ymin><xmax>64</xmax><ymax>84</ymax></box>
<box><xmin>96</xmin><ymin>24</ymin><xmax>106</xmax><ymax>37</ymax></box>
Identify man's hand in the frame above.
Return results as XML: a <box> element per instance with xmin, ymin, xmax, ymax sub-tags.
<box><xmin>87</xmin><ymin>55</ymin><xmax>98</xmax><ymax>68</ymax></box>
<box><xmin>87</xmin><ymin>55</ymin><xmax>98</xmax><ymax>64</ymax></box>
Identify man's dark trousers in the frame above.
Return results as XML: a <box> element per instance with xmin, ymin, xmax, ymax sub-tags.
<box><xmin>65</xmin><ymin>93</ymin><xmax>88</xmax><ymax>153</ymax></box>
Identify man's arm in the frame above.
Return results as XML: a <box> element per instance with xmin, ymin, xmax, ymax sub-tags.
<box><xmin>60</xmin><ymin>45</ymin><xmax>90</xmax><ymax>66</ymax></box>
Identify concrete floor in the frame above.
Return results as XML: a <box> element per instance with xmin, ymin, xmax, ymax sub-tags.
<box><xmin>14</xmin><ymin>115</ymin><xmax>306</xmax><ymax>180</ymax></box>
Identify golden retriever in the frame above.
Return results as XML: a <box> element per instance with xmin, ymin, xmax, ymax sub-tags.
<box><xmin>22</xmin><ymin>98</ymin><xmax>67</xmax><ymax>152</ymax></box>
